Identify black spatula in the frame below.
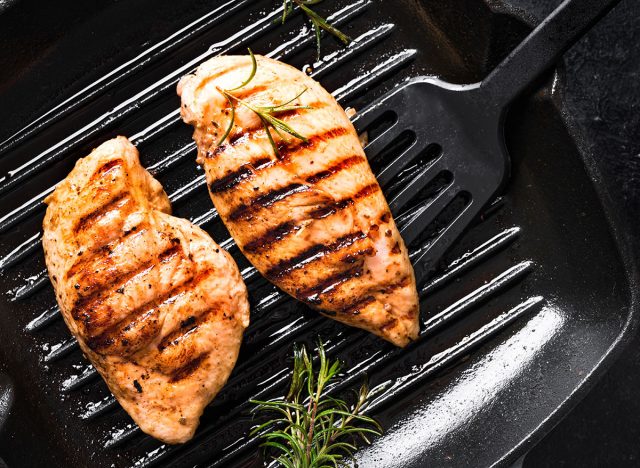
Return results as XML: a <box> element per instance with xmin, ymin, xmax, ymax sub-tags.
<box><xmin>353</xmin><ymin>0</ymin><xmax>622</xmax><ymax>282</ymax></box>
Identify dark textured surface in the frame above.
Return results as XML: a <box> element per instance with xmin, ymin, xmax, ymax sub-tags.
<box><xmin>0</xmin><ymin>0</ymin><xmax>638</xmax><ymax>467</ymax></box>
<box><xmin>508</xmin><ymin>0</ymin><xmax>640</xmax><ymax>223</ymax></box>
<box><xmin>509</xmin><ymin>0</ymin><xmax>640</xmax><ymax>466</ymax></box>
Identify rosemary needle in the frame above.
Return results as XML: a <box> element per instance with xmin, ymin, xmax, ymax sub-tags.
<box><xmin>281</xmin><ymin>0</ymin><xmax>352</xmax><ymax>60</ymax></box>
<box><xmin>227</xmin><ymin>48</ymin><xmax>257</xmax><ymax>91</ymax></box>
<box><xmin>216</xmin><ymin>95</ymin><xmax>236</xmax><ymax>148</ymax></box>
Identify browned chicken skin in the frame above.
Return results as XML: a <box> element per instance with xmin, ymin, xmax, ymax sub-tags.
<box><xmin>178</xmin><ymin>55</ymin><xmax>419</xmax><ymax>347</ymax></box>
<box><xmin>43</xmin><ymin>137</ymin><xmax>249</xmax><ymax>444</ymax></box>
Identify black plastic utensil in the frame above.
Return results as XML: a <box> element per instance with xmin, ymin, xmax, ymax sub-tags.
<box><xmin>354</xmin><ymin>0</ymin><xmax>622</xmax><ymax>282</ymax></box>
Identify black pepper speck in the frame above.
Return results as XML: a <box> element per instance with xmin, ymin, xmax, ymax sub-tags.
<box><xmin>133</xmin><ymin>380</ymin><xmax>143</xmax><ymax>393</ymax></box>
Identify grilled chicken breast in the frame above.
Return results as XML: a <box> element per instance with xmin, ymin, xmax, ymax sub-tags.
<box><xmin>43</xmin><ymin>137</ymin><xmax>249</xmax><ymax>444</ymax></box>
<box><xmin>178</xmin><ymin>55</ymin><xmax>419</xmax><ymax>347</ymax></box>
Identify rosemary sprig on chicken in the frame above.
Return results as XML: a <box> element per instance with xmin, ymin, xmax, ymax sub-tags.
<box><xmin>216</xmin><ymin>49</ymin><xmax>310</xmax><ymax>157</ymax></box>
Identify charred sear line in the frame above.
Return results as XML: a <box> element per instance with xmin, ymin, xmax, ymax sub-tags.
<box><xmin>296</xmin><ymin>265</ymin><xmax>363</xmax><ymax>305</ymax></box>
<box><xmin>243</xmin><ymin>221</ymin><xmax>302</xmax><ymax>254</ymax></box>
<box><xmin>208</xmin><ymin>157</ymin><xmax>273</xmax><ymax>194</ymax></box>
<box><xmin>211</xmin><ymin>143</ymin><xmax>228</xmax><ymax>157</ymax></box>
<box><xmin>67</xmin><ymin>224</ymin><xmax>147</xmax><ymax>278</ymax></box>
<box><xmin>381</xmin><ymin>318</ymin><xmax>398</xmax><ymax>331</ymax></box>
<box><xmin>71</xmin><ymin>243</ymin><xmax>183</xmax><ymax>323</ymax></box>
<box><xmin>196</xmin><ymin>64</ymin><xmax>245</xmax><ymax>92</ymax></box>
<box><xmin>297</xmin><ymin>264</ymin><xmax>411</xmax><ymax>313</ymax></box>
<box><xmin>266</xmin><ymin>231</ymin><xmax>368</xmax><ymax>280</ymax></box>
<box><xmin>271</xmin><ymin>107</ymin><xmax>305</xmax><ymax>120</ymax></box>
<box><xmin>341</xmin><ymin>246</ymin><xmax>375</xmax><ymax>264</ymax></box>
<box><xmin>308</xmin><ymin>183</ymin><xmax>380</xmax><ymax>220</ymax></box>
<box><xmin>208</xmin><ymin>125</ymin><xmax>346</xmax><ymax>190</ymax></box>
<box><xmin>74</xmin><ymin>193</ymin><xmax>131</xmax><ymax>233</ymax></box>
<box><xmin>354</xmin><ymin>183</ymin><xmax>380</xmax><ymax>200</ymax></box>
<box><xmin>169</xmin><ymin>352</ymin><xmax>209</xmax><ymax>383</ymax></box>
<box><xmin>251</xmin><ymin>157</ymin><xmax>274</xmax><ymax>169</ymax></box>
<box><xmin>276</xmin><ymin>126</ymin><xmax>348</xmax><ymax>162</ymax></box>
<box><xmin>157</xmin><ymin>307</ymin><xmax>218</xmax><ymax>352</ymax></box>
<box><xmin>309</xmin><ymin>199</ymin><xmax>353</xmax><ymax>219</ymax></box>
<box><xmin>340</xmin><ymin>276</ymin><xmax>411</xmax><ymax>316</ymax></box>
<box><xmin>381</xmin><ymin>275</ymin><xmax>411</xmax><ymax>294</ymax></box>
<box><xmin>241</xmin><ymin>183</ymin><xmax>382</xmax><ymax>253</ymax></box>
<box><xmin>86</xmin><ymin>308</ymin><xmax>158</xmax><ymax>353</ymax></box>
<box><xmin>209</xmin><ymin>166</ymin><xmax>253</xmax><ymax>193</ymax></box>
<box><xmin>86</xmin><ymin>268</ymin><xmax>215</xmax><ymax>353</ymax></box>
<box><xmin>158</xmin><ymin>324</ymin><xmax>200</xmax><ymax>352</ymax></box>
<box><xmin>229</xmin><ymin>180</ymin><xmax>378</xmax><ymax>224</ymax></box>
<box><xmin>341</xmin><ymin>295</ymin><xmax>376</xmax><ymax>316</ymax></box>
<box><xmin>227</xmin><ymin>132</ymin><xmax>246</xmax><ymax>146</ymax></box>
<box><xmin>229</xmin><ymin>183</ymin><xmax>310</xmax><ymax>222</ymax></box>
<box><xmin>305</xmin><ymin>155</ymin><xmax>366</xmax><ymax>184</ymax></box>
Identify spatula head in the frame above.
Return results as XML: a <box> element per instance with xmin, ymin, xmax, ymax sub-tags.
<box><xmin>353</xmin><ymin>77</ymin><xmax>510</xmax><ymax>282</ymax></box>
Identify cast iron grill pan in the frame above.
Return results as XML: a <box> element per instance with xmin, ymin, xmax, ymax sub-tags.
<box><xmin>0</xmin><ymin>1</ymin><xmax>633</xmax><ymax>467</ymax></box>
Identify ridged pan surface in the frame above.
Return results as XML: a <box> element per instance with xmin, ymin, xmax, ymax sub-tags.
<box><xmin>0</xmin><ymin>1</ymin><xmax>634</xmax><ymax>467</ymax></box>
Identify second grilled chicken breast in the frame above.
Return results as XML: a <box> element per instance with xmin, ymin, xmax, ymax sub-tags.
<box><xmin>43</xmin><ymin>137</ymin><xmax>249</xmax><ymax>444</ymax></box>
<box><xmin>178</xmin><ymin>55</ymin><xmax>419</xmax><ymax>347</ymax></box>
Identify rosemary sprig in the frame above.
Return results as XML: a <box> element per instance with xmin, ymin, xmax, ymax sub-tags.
<box><xmin>251</xmin><ymin>342</ymin><xmax>382</xmax><ymax>467</ymax></box>
<box><xmin>216</xmin><ymin>49</ymin><xmax>310</xmax><ymax>157</ymax></box>
<box><xmin>228</xmin><ymin>48</ymin><xmax>258</xmax><ymax>91</ymax></box>
<box><xmin>281</xmin><ymin>0</ymin><xmax>351</xmax><ymax>60</ymax></box>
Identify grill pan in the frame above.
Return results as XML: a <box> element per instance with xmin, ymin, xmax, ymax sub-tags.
<box><xmin>0</xmin><ymin>0</ymin><xmax>637</xmax><ymax>467</ymax></box>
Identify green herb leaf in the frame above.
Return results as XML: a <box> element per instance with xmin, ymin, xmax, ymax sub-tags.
<box><xmin>215</xmin><ymin>94</ymin><xmax>235</xmax><ymax>147</ymax></box>
<box><xmin>280</xmin><ymin>0</ymin><xmax>352</xmax><ymax>60</ymax></box>
<box><xmin>262</xmin><ymin>113</ymin><xmax>309</xmax><ymax>143</ymax></box>
<box><xmin>298</xmin><ymin>2</ymin><xmax>351</xmax><ymax>46</ymax></box>
<box><xmin>228</xmin><ymin>48</ymin><xmax>257</xmax><ymax>91</ymax></box>
<box><xmin>250</xmin><ymin>341</ymin><xmax>382</xmax><ymax>467</ymax></box>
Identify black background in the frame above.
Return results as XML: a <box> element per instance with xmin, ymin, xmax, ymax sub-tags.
<box><xmin>0</xmin><ymin>0</ymin><xmax>639</xmax><ymax>466</ymax></box>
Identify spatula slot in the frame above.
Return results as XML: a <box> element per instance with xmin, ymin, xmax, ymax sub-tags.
<box><xmin>392</xmin><ymin>142</ymin><xmax>443</xmax><ymax>183</ymax></box>
<box><xmin>357</xmin><ymin>109</ymin><xmax>398</xmax><ymax>141</ymax></box>
<box><xmin>384</xmin><ymin>144</ymin><xmax>444</xmax><ymax>202</ymax></box>
<box><xmin>419</xmin><ymin>143</ymin><xmax>443</xmax><ymax>164</ymax></box>
<box><xmin>412</xmin><ymin>191</ymin><xmax>472</xmax><ymax>252</ymax></box>
<box><xmin>369</xmin><ymin>129</ymin><xmax>416</xmax><ymax>174</ymax></box>
<box><xmin>395</xmin><ymin>170</ymin><xmax>453</xmax><ymax>221</ymax></box>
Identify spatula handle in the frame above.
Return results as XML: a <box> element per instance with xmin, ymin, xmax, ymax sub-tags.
<box><xmin>480</xmin><ymin>0</ymin><xmax>622</xmax><ymax>108</ymax></box>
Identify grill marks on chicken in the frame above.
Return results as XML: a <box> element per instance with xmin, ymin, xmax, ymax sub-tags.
<box><xmin>265</xmin><ymin>230</ymin><xmax>370</xmax><ymax>280</ymax></box>
<box><xmin>228</xmin><ymin>182</ymin><xmax>311</xmax><ymax>222</ymax></box>
<box><xmin>85</xmin><ymin>262</ymin><xmax>211</xmax><ymax>356</ymax></box>
<box><xmin>178</xmin><ymin>55</ymin><xmax>420</xmax><ymax>347</ymax></box>
<box><xmin>305</xmin><ymin>154</ymin><xmax>367</xmax><ymax>184</ymax></box>
<box><xmin>43</xmin><ymin>137</ymin><xmax>249</xmax><ymax>444</ymax></box>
